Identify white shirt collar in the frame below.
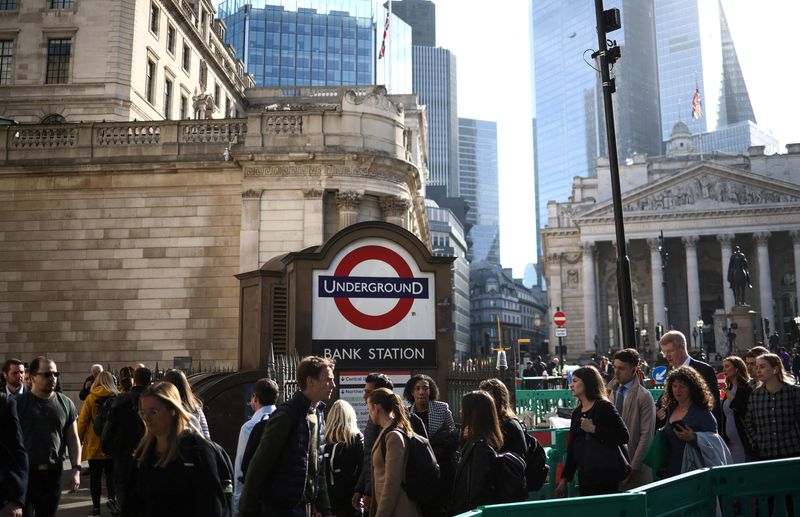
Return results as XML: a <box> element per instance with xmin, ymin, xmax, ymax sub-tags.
<box><xmin>681</xmin><ymin>355</ymin><xmax>692</xmax><ymax>367</ymax></box>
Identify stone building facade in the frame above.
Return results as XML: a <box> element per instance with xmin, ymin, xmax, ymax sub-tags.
<box><xmin>0</xmin><ymin>86</ymin><xmax>429</xmax><ymax>387</ymax></box>
<box><xmin>542</xmin><ymin>126</ymin><xmax>800</xmax><ymax>363</ymax></box>
<box><xmin>0</xmin><ymin>0</ymin><xmax>252</xmax><ymax>123</ymax></box>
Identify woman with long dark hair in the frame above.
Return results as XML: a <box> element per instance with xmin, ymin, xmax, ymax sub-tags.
<box><xmin>660</xmin><ymin>366</ymin><xmax>717</xmax><ymax>477</ymax></box>
<box><xmin>745</xmin><ymin>353</ymin><xmax>800</xmax><ymax>460</ymax></box>
<box><xmin>132</xmin><ymin>382</ymin><xmax>229</xmax><ymax>517</ymax></box>
<box><xmin>720</xmin><ymin>356</ymin><xmax>752</xmax><ymax>463</ymax></box>
<box><xmin>449</xmin><ymin>391</ymin><xmax>505</xmax><ymax>515</ymax></box>
<box><xmin>163</xmin><ymin>369</ymin><xmax>210</xmax><ymax>439</ymax></box>
<box><xmin>367</xmin><ymin>388</ymin><xmax>421</xmax><ymax>517</ymax></box>
<box><xmin>478</xmin><ymin>378</ymin><xmax>526</xmax><ymax>457</ymax></box>
<box><xmin>556</xmin><ymin>366</ymin><xmax>629</xmax><ymax>497</ymax></box>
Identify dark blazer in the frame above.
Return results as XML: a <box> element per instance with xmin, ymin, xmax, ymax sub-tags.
<box><xmin>0</xmin><ymin>395</ymin><xmax>28</xmax><ymax>510</ymax></box>
<box><xmin>449</xmin><ymin>439</ymin><xmax>497</xmax><ymax>515</ymax></box>
<box><xmin>499</xmin><ymin>417</ymin><xmax>527</xmax><ymax>458</ymax></box>
<box><xmin>689</xmin><ymin>358</ymin><xmax>721</xmax><ymax>428</ymax></box>
<box><xmin>720</xmin><ymin>382</ymin><xmax>753</xmax><ymax>456</ymax></box>
<box><xmin>562</xmin><ymin>399</ymin><xmax>629</xmax><ymax>484</ymax></box>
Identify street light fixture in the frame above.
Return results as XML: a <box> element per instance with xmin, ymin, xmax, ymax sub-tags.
<box><xmin>696</xmin><ymin>318</ymin><xmax>704</xmax><ymax>352</ymax></box>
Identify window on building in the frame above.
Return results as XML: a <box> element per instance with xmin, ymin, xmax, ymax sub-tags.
<box><xmin>166</xmin><ymin>24</ymin><xmax>176</xmax><ymax>54</ymax></box>
<box><xmin>149</xmin><ymin>3</ymin><xmax>160</xmax><ymax>35</ymax></box>
<box><xmin>45</xmin><ymin>38</ymin><xmax>71</xmax><ymax>84</ymax></box>
<box><xmin>0</xmin><ymin>40</ymin><xmax>12</xmax><ymax>85</ymax></box>
<box><xmin>225</xmin><ymin>96</ymin><xmax>231</xmax><ymax>118</ymax></box>
<box><xmin>199</xmin><ymin>61</ymin><xmax>207</xmax><ymax>88</ymax></box>
<box><xmin>213</xmin><ymin>83</ymin><xmax>220</xmax><ymax>109</ymax></box>
<box><xmin>180</xmin><ymin>94</ymin><xmax>188</xmax><ymax>119</ymax></box>
<box><xmin>181</xmin><ymin>44</ymin><xmax>191</xmax><ymax>72</ymax></box>
<box><xmin>145</xmin><ymin>59</ymin><xmax>155</xmax><ymax>103</ymax></box>
<box><xmin>163</xmin><ymin>77</ymin><xmax>173</xmax><ymax>119</ymax></box>
<box><xmin>50</xmin><ymin>0</ymin><xmax>74</xmax><ymax>8</ymax></box>
<box><xmin>0</xmin><ymin>0</ymin><xmax>18</xmax><ymax>10</ymax></box>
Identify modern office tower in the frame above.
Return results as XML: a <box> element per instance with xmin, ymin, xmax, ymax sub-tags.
<box><xmin>458</xmin><ymin>117</ymin><xmax>500</xmax><ymax>265</ymax></box>
<box><xmin>693</xmin><ymin>121</ymin><xmax>779</xmax><ymax>156</ymax></box>
<box><xmin>389</xmin><ymin>0</ymin><xmax>436</xmax><ymax>47</ymax></box>
<box><xmin>427</xmin><ymin>199</ymin><xmax>470</xmax><ymax>361</ymax></box>
<box><xmin>414</xmin><ymin>46</ymin><xmax>459</xmax><ymax>195</ymax></box>
<box><xmin>655</xmin><ymin>0</ymin><xmax>755</xmax><ymax>141</ymax></box>
<box><xmin>531</xmin><ymin>0</ymin><xmax>662</xmax><ymax>231</ymax></box>
<box><xmin>217</xmin><ymin>0</ymin><xmax>412</xmax><ymax>93</ymax></box>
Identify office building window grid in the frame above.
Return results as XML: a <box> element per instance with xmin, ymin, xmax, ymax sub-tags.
<box><xmin>0</xmin><ymin>0</ymin><xmax>17</xmax><ymax>10</ymax></box>
<box><xmin>45</xmin><ymin>39</ymin><xmax>71</xmax><ymax>84</ymax></box>
<box><xmin>0</xmin><ymin>40</ymin><xmax>12</xmax><ymax>85</ymax></box>
<box><xmin>50</xmin><ymin>0</ymin><xmax>75</xmax><ymax>8</ymax></box>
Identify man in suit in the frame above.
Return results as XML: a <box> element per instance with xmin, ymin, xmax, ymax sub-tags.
<box><xmin>607</xmin><ymin>348</ymin><xmax>655</xmax><ymax>489</ymax></box>
<box><xmin>658</xmin><ymin>330</ymin><xmax>721</xmax><ymax>429</ymax></box>
<box><xmin>1</xmin><ymin>394</ymin><xmax>28</xmax><ymax>517</ymax></box>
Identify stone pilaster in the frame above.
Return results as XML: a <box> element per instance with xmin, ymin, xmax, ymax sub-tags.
<box><xmin>754</xmin><ymin>231</ymin><xmax>774</xmax><ymax>335</ymax></box>
<box><xmin>336</xmin><ymin>190</ymin><xmax>363</xmax><ymax>230</ymax></box>
<box><xmin>380</xmin><ymin>195</ymin><xmax>411</xmax><ymax>229</ymax></box>
<box><xmin>302</xmin><ymin>188</ymin><xmax>325</xmax><ymax>248</ymax></box>
<box><xmin>240</xmin><ymin>189</ymin><xmax>262</xmax><ymax>273</ymax></box>
<box><xmin>682</xmin><ymin>235</ymin><xmax>701</xmax><ymax>334</ymax></box>
<box><xmin>647</xmin><ymin>238</ymin><xmax>666</xmax><ymax>330</ymax></box>
<box><xmin>718</xmin><ymin>234</ymin><xmax>735</xmax><ymax>318</ymax></box>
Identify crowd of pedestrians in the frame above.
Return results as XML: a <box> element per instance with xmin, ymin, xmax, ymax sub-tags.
<box><xmin>1</xmin><ymin>338</ymin><xmax>799</xmax><ymax>517</ymax></box>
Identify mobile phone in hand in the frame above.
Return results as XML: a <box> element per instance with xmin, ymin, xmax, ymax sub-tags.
<box><xmin>671</xmin><ymin>420</ymin><xmax>686</xmax><ymax>431</ymax></box>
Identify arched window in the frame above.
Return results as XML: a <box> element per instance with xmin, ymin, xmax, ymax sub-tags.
<box><xmin>41</xmin><ymin>114</ymin><xmax>66</xmax><ymax>124</ymax></box>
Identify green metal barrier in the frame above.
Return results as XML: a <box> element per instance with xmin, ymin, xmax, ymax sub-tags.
<box><xmin>454</xmin><ymin>458</ymin><xmax>800</xmax><ymax>517</ymax></box>
<box><xmin>516</xmin><ymin>388</ymin><xmax>665</xmax><ymax>425</ymax></box>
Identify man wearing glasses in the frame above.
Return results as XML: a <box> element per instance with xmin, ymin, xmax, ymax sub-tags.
<box><xmin>15</xmin><ymin>356</ymin><xmax>82</xmax><ymax>517</ymax></box>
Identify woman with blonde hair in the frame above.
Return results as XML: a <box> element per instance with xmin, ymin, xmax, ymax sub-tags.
<box><xmin>745</xmin><ymin>353</ymin><xmax>800</xmax><ymax>460</ymax></box>
<box><xmin>367</xmin><ymin>387</ymin><xmax>421</xmax><ymax>517</ymax></box>
<box><xmin>163</xmin><ymin>369</ymin><xmax>210</xmax><ymax>438</ymax></box>
<box><xmin>324</xmin><ymin>400</ymin><xmax>364</xmax><ymax>517</ymax></box>
<box><xmin>132</xmin><ymin>382</ymin><xmax>229</xmax><ymax>517</ymax></box>
<box><xmin>720</xmin><ymin>355</ymin><xmax>752</xmax><ymax>463</ymax></box>
<box><xmin>77</xmin><ymin>370</ymin><xmax>119</xmax><ymax>516</ymax></box>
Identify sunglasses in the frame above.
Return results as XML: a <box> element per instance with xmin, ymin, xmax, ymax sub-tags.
<box><xmin>36</xmin><ymin>371</ymin><xmax>61</xmax><ymax>379</ymax></box>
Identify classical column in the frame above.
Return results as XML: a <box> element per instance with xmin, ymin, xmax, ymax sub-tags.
<box><xmin>683</xmin><ymin>235</ymin><xmax>701</xmax><ymax>332</ymax></box>
<box><xmin>754</xmin><ymin>231</ymin><xmax>774</xmax><ymax>334</ymax></box>
<box><xmin>718</xmin><ymin>234</ymin><xmax>735</xmax><ymax>316</ymax></box>
<box><xmin>336</xmin><ymin>190</ymin><xmax>362</xmax><ymax>230</ymax></box>
<box><xmin>380</xmin><ymin>195</ymin><xmax>411</xmax><ymax>228</ymax></box>
<box><xmin>581</xmin><ymin>242</ymin><xmax>597</xmax><ymax>352</ymax></box>
<box><xmin>647</xmin><ymin>238</ymin><xmax>665</xmax><ymax>331</ymax></box>
<box><xmin>239</xmin><ymin>189</ymin><xmax>262</xmax><ymax>272</ymax></box>
<box><xmin>792</xmin><ymin>231</ymin><xmax>800</xmax><ymax>312</ymax></box>
<box><xmin>302</xmin><ymin>188</ymin><xmax>324</xmax><ymax>248</ymax></box>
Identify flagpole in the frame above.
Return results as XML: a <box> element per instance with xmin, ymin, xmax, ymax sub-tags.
<box><xmin>387</xmin><ymin>0</ymin><xmax>392</xmax><ymax>92</ymax></box>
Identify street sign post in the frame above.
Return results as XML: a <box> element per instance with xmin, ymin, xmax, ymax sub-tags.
<box><xmin>554</xmin><ymin>311</ymin><xmax>567</xmax><ymax>327</ymax></box>
<box><xmin>554</xmin><ymin>308</ymin><xmax>567</xmax><ymax>370</ymax></box>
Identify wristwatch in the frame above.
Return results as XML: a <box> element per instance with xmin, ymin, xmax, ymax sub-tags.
<box><xmin>71</xmin><ymin>465</ymin><xmax>81</xmax><ymax>474</ymax></box>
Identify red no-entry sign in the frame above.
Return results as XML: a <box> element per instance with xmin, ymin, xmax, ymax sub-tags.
<box><xmin>553</xmin><ymin>311</ymin><xmax>567</xmax><ymax>327</ymax></box>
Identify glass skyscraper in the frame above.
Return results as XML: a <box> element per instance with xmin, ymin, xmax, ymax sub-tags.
<box><xmin>217</xmin><ymin>0</ymin><xmax>412</xmax><ymax>93</ymax></box>
<box><xmin>531</xmin><ymin>0</ymin><xmax>662</xmax><ymax>230</ymax></box>
<box><xmin>458</xmin><ymin>118</ymin><xmax>499</xmax><ymax>265</ymax></box>
<box><xmin>655</xmin><ymin>0</ymin><xmax>755</xmax><ymax>141</ymax></box>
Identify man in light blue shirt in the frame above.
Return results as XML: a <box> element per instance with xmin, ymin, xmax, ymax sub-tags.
<box><xmin>233</xmin><ymin>378</ymin><xmax>278</xmax><ymax>515</ymax></box>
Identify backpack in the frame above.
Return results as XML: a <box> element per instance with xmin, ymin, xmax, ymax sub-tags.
<box><xmin>92</xmin><ymin>395</ymin><xmax>114</xmax><ymax>437</ymax></box>
<box><xmin>521</xmin><ymin>426</ymin><xmax>550</xmax><ymax>491</ymax></box>
<box><xmin>380</xmin><ymin>426</ymin><xmax>440</xmax><ymax>504</ymax></box>
<box><xmin>324</xmin><ymin>438</ymin><xmax>362</xmax><ymax>502</ymax></box>
<box><xmin>100</xmin><ymin>393</ymin><xmax>144</xmax><ymax>457</ymax></box>
<box><xmin>239</xmin><ymin>412</ymin><xmax>271</xmax><ymax>482</ymax></box>
<box><xmin>493</xmin><ymin>450</ymin><xmax>528</xmax><ymax>503</ymax></box>
<box><xmin>179</xmin><ymin>433</ymin><xmax>234</xmax><ymax>517</ymax></box>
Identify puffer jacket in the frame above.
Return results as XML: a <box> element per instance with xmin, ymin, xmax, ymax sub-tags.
<box><xmin>77</xmin><ymin>385</ymin><xmax>116</xmax><ymax>460</ymax></box>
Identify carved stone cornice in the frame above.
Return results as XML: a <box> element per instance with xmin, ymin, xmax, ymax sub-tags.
<box><xmin>682</xmin><ymin>235</ymin><xmax>699</xmax><ymax>248</ymax></box>
<box><xmin>303</xmin><ymin>188</ymin><xmax>324</xmax><ymax>199</ymax></box>
<box><xmin>380</xmin><ymin>196</ymin><xmax>411</xmax><ymax>217</ymax></box>
<box><xmin>753</xmin><ymin>231</ymin><xmax>771</xmax><ymax>244</ymax></box>
<box><xmin>242</xmin><ymin>164</ymin><xmax>407</xmax><ymax>185</ymax></box>
<box><xmin>343</xmin><ymin>85</ymin><xmax>403</xmax><ymax>116</ymax></box>
<box><xmin>336</xmin><ymin>191</ymin><xmax>363</xmax><ymax>211</ymax></box>
<box><xmin>241</xmin><ymin>189</ymin><xmax>262</xmax><ymax>199</ymax></box>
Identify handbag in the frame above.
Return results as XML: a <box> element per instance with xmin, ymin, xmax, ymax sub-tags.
<box><xmin>643</xmin><ymin>428</ymin><xmax>668</xmax><ymax>471</ymax></box>
<box><xmin>579</xmin><ymin>434</ymin><xmax>632</xmax><ymax>483</ymax></box>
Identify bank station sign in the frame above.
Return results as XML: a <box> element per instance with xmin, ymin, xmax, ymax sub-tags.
<box><xmin>312</xmin><ymin>238</ymin><xmax>436</xmax><ymax>368</ymax></box>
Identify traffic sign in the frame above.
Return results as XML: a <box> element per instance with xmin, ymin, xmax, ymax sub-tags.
<box><xmin>555</xmin><ymin>327</ymin><xmax>567</xmax><ymax>337</ymax></box>
<box><xmin>553</xmin><ymin>311</ymin><xmax>567</xmax><ymax>327</ymax></box>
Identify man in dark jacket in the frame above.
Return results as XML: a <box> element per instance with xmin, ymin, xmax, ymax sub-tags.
<box><xmin>1</xmin><ymin>394</ymin><xmax>28</xmax><ymax>517</ymax></box>
<box><xmin>100</xmin><ymin>366</ymin><xmax>151</xmax><ymax>517</ymax></box>
<box><xmin>657</xmin><ymin>330</ymin><xmax>721</xmax><ymax>428</ymax></box>
<box><xmin>239</xmin><ymin>356</ymin><xmax>335</xmax><ymax>517</ymax></box>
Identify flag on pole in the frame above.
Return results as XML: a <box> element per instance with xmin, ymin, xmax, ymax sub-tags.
<box><xmin>691</xmin><ymin>81</ymin><xmax>703</xmax><ymax>120</ymax></box>
<box><xmin>378</xmin><ymin>11</ymin><xmax>390</xmax><ymax>59</ymax></box>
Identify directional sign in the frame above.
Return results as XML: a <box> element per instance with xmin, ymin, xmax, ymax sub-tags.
<box><xmin>555</xmin><ymin>327</ymin><xmax>567</xmax><ymax>337</ymax></box>
<box><xmin>652</xmin><ymin>366</ymin><xmax>668</xmax><ymax>384</ymax></box>
<box><xmin>553</xmin><ymin>311</ymin><xmax>567</xmax><ymax>327</ymax></box>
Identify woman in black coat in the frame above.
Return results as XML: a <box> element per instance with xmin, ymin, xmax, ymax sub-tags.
<box><xmin>556</xmin><ymin>366</ymin><xmax>630</xmax><ymax>497</ymax></box>
<box><xmin>479</xmin><ymin>378</ymin><xmax>527</xmax><ymax>457</ymax></box>
<box><xmin>449</xmin><ymin>391</ymin><xmax>505</xmax><ymax>515</ymax></box>
<box><xmin>323</xmin><ymin>400</ymin><xmax>364</xmax><ymax>517</ymax></box>
<box><xmin>720</xmin><ymin>356</ymin><xmax>753</xmax><ymax>463</ymax></box>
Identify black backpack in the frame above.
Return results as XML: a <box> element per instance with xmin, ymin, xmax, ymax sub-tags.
<box><xmin>239</xmin><ymin>413</ymin><xmax>270</xmax><ymax>482</ymax></box>
<box><xmin>380</xmin><ymin>426</ymin><xmax>440</xmax><ymax>504</ymax></box>
<box><xmin>521</xmin><ymin>426</ymin><xmax>550</xmax><ymax>491</ymax></box>
<box><xmin>92</xmin><ymin>395</ymin><xmax>114</xmax><ymax>437</ymax></box>
<box><xmin>493</xmin><ymin>450</ymin><xmax>528</xmax><ymax>503</ymax></box>
<box><xmin>179</xmin><ymin>433</ymin><xmax>234</xmax><ymax>517</ymax></box>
